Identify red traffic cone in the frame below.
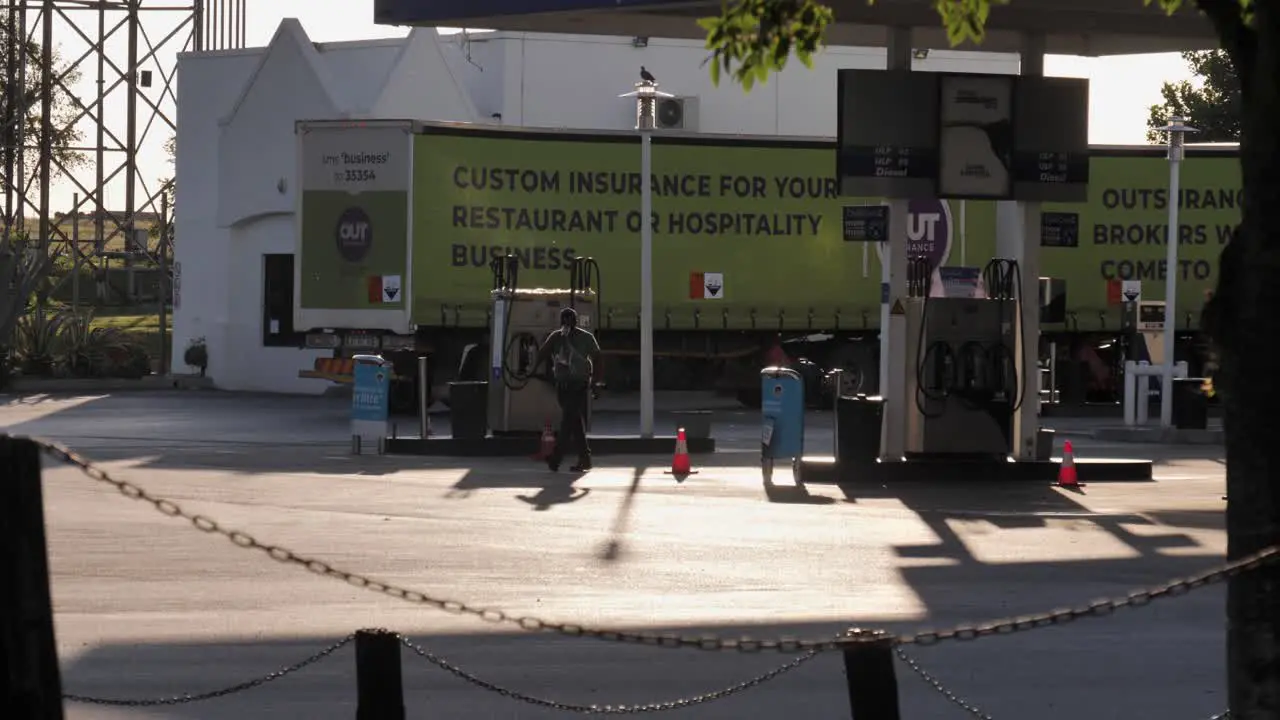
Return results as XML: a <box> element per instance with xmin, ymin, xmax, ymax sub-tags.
<box><xmin>1057</xmin><ymin>440</ymin><xmax>1082</xmax><ymax>488</ymax></box>
<box><xmin>533</xmin><ymin>418</ymin><xmax>556</xmax><ymax>461</ymax></box>
<box><xmin>665</xmin><ymin>427</ymin><xmax>697</xmax><ymax>477</ymax></box>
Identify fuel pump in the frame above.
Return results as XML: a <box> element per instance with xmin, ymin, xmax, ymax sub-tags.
<box><xmin>569</xmin><ymin>256</ymin><xmax>605</xmax><ymax>399</ymax></box>
<box><xmin>902</xmin><ymin>257</ymin><xmax>1024</xmax><ymax>458</ymax></box>
<box><xmin>569</xmin><ymin>256</ymin><xmax>603</xmax><ymax>315</ymax></box>
<box><xmin>909</xmin><ymin>257</ymin><xmax>953</xmax><ymax>419</ymax></box>
<box><xmin>490</xmin><ymin>255</ymin><xmax>543</xmax><ymax>391</ymax></box>
<box><xmin>982</xmin><ymin>258</ymin><xmax>1027</xmax><ymax>412</ymax></box>
<box><xmin>487</xmin><ymin>255</ymin><xmax>600</xmax><ymax>435</ymax></box>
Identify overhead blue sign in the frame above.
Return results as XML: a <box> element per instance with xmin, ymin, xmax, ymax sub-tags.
<box><xmin>352</xmin><ymin>362</ymin><xmax>391</xmax><ymax>425</ymax></box>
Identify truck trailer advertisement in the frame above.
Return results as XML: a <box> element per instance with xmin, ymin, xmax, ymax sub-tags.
<box><xmin>294</xmin><ymin>121</ymin><xmax>1242</xmax><ymax>404</ymax></box>
<box><xmin>412</xmin><ymin>126</ymin><xmax>985</xmax><ymax>331</ymax></box>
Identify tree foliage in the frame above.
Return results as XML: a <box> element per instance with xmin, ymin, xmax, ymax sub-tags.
<box><xmin>0</xmin><ymin>17</ymin><xmax>87</xmax><ymax>194</ymax></box>
<box><xmin>1</xmin><ymin>20</ymin><xmax>83</xmax><ymax>377</ymax></box>
<box><xmin>162</xmin><ymin>133</ymin><xmax>175</xmax><ymax>207</ymax></box>
<box><xmin>702</xmin><ymin>0</ymin><xmax>1196</xmax><ymax>88</ymax></box>
<box><xmin>0</xmin><ymin>228</ymin><xmax>54</xmax><ymax>387</ymax></box>
<box><xmin>150</xmin><ymin>135</ymin><xmax>175</xmax><ymax>243</ymax></box>
<box><xmin>1147</xmin><ymin>50</ymin><xmax>1242</xmax><ymax>143</ymax></box>
<box><xmin>698</xmin><ymin>0</ymin><xmax>833</xmax><ymax>90</ymax></box>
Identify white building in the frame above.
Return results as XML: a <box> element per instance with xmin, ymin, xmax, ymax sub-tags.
<box><xmin>442</xmin><ymin>31</ymin><xmax>1019</xmax><ymax>134</ymax></box>
<box><xmin>173</xmin><ymin>20</ymin><xmax>1021</xmax><ymax>393</ymax></box>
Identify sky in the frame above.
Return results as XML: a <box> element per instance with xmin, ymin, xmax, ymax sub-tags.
<box><xmin>41</xmin><ymin>0</ymin><xmax>1195</xmax><ymax>215</ymax></box>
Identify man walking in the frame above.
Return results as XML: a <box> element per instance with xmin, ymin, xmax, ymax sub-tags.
<box><xmin>537</xmin><ymin>306</ymin><xmax>602</xmax><ymax>472</ymax></box>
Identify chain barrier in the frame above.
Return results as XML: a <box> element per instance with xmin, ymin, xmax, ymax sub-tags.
<box><xmin>399</xmin><ymin>634</ymin><xmax>816</xmax><ymax>714</ymax></box>
<box><xmin>53</xmin><ymin>623</ymin><xmax>1237</xmax><ymax>718</ymax></box>
<box><xmin>62</xmin><ymin>634</ymin><xmax>354</xmax><ymax>706</ymax></box>
<box><xmin>894</xmin><ymin>646</ymin><xmax>1230</xmax><ymax>720</ymax></box>
<box><xmin>893</xmin><ymin>647</ymin><xmax>992</xmax><ymax>719</ymax></box>
<box><xmin>895</xmin><ymin>553</ymin><xmax>1265</xmax><ymax>645</ymax></box>
<box><xmin>34</xmin><ymin>437</ymin><xmax>1280</xmax><ymax>656</ymax></box>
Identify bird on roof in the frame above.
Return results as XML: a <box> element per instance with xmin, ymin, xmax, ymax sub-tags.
<box><xmin>640</xmin><ymin>66</ymin><xmax>656</xmax><ymax>83</ymax></box>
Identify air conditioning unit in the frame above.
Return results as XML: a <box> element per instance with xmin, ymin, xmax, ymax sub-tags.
<box><xmin>655</xmin><ymin>96</ymin><xmax>699</xmax><ymax>131</ymax></box>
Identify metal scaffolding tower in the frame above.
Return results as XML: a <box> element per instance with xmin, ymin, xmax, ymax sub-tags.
<box><xmin>1</xmin><ymin>0</ymin><xmax>245</xmax><ymax>268</ymax></box>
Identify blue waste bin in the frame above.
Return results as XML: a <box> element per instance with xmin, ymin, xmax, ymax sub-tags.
<box><xmin>351</xmin><ymin>354</ymin><xmax>392</xmax><ymax>454</ymax></box>
<box><xmin>761</xmin><ymin>366</ymin><xmax>805</xmax><ymax>483</ymax></box>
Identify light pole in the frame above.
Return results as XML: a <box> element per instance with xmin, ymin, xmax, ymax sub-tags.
<box><xmin>620</xmin><ymin>77</ymin><xmax>672</xmax><ymax>438</ymax></box>
<box><xmin>1156</xmin><ymin>116</ymin><xmax>1197</xmax><ymax>428</ymax></box>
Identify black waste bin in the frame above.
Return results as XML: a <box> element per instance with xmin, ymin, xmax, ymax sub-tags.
<box><xmin>1171</xmin><ymin>378</ymin><xmax>1208</xmax><ymax>430</ymax></box>
<box><xmin>836</xmin><ymin>395</ymin><xmax>883</xmax><ymax>464</ymax></box>
<box><xmin>448</xmin><ymin>381</ymin><xmax>488</xmax><ymax>439</ymax></box>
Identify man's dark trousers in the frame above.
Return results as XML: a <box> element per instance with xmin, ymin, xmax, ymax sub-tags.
<box><xmin>554</xmin><ymin>381</ymin><xmax>591</xmax><ymax>466</ymax></box>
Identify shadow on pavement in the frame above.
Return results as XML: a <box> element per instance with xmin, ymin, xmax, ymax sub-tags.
<box><xmin>1143</xmin><ymin>508</ymin><xmax>1227</xmax><ymax>532</ymax></box>
<box><xmin>56</xmin><ymin>595</ymin><xmax>1230</xmax><ymax>720</ymax></box>
<box><xmin>3</xmin><ymin>391</ymin><xmax>1227</xmax><ymax>475</ymax></box>
<box><xmin>763</xmin><ymin>484</ymin><xmax>838</xmax><ymax>505</ymax></box>
<box><xmin>516</xmin><ymin>477</ymin><xmax>592</xmax><ymax>511</ymax></box>
<box><xmin>3</xmin><ymin>393</ymin><xmax>391</xmax><ymax>475</ymax></box>
<box><xmin>837</xmin><ymin>480</ymin><xmax>1204</xmax><ymax>571</ymax></box>
<box><xmin>599</xmin><ymin>467</ymin><xmax>645</xmax><ymax>561</ymax></box>
<box><xmin>764</xmin><ymin>475</ymin><xmax>839</xmax><ymax>505</ymax></box>
<box><xmin>2</xmin><ymin>393</ymin><xmax>750</xmax><ymax>477</ymax></box>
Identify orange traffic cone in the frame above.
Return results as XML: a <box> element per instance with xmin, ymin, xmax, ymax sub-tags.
<box><xmin>1057</xmin><ymin>440</ymin><xmax>1082</xmax><ymax>488</ymax></box>
<box><xmin>533</xmin><ymin>418</ymin><xmax>556</xmax><ymax>461</ymax></box>
<box><xmin>665</xmin><ymin>427</ymin><xmax>697</xmax><ymax>477</ymax></box>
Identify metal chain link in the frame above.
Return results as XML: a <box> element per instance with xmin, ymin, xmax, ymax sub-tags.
<box><xmin>896</xmin><ymin>556</ymin><xmax>1272</xmax><ymax>646</ymax></box>
<box><xmin>62</xmin><ymin>633</ymin><xmax>354</xmax><ymax>706</ymax></box>
<box><xmin>399</xmin><ymin>634</ymin><xmax>816</xmax><ymax>714</ymax></box>
<box><xmin>894</xmin><ymin>646</ymin><xmax>993</xmax><ymax>719</ymax></box>
<box><xmin>34</xmin><ymin>437</ymin><xmax>1280</xmax><ymax>655</ymax></box>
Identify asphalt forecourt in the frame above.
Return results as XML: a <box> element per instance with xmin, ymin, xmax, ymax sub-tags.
<box><xmin>2</xmin><ymin>391</ymin><xmax>1246</xmax><ymax>719</ymax></box>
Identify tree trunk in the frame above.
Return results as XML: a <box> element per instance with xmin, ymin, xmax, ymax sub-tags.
<box><xmin>1219</xmin><ymin>1</ymin><xmax>1280</xmax><ymax>716</ymax></box>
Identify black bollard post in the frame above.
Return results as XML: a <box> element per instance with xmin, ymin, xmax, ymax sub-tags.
<box><xmin>418</xmin><ymin>355</ymin><xmax>431</xmax><ymax>439</ymax></box>
<box><xmin>0</xmin><ymin>436</ymin><xmax>66</xmax><ymax>719</ymax></box>
<box><xmin>355</xmin><ymin>629</ymin><xmax>405</xmax><ymax>720</ymax></box>
<box><xmin>843</xmin><ymin>629</ymin><xmax>901</xmax><ymax>720</ymax></box>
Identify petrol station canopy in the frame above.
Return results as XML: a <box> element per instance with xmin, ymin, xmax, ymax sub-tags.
<box><xmin>374</xmin><ymin>0</ymin><xmax>1218</xmax><ymax>56</ymax></box>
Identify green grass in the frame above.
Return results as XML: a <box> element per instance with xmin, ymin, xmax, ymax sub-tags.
<box><xmin>24</xmin><ymin>215</ymin><xmax>159</xmax><ymax>253</ymax></box>
<box><xmin>90</xmin><ymin>311</ymin><xmax>167</xmax><ymax>371</ymax></box>
<box><xmin>91</xmin><ymin>312</ymin><xmax>162</xmax><ymax>332</ymax></box>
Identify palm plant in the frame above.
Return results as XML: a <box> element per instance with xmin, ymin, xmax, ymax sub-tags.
<box><xmin>57</xmin><ymin>309</ymin><xmax>129</xmax><ymax>377</ymax></box>
<box><xmin>11</xmin><ymin>304</ymin><xmax>65</xmax><ymax>375</ymax></box>
<box><xmin>1</xmin><ymin>230</ymin><xmax>57</xmax><ymax>385</ymax></box>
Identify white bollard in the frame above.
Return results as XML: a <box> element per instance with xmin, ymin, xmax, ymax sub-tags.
<box><xmin>1124</xmin><ymin>360</ymin><xmax>1178</xmax><ymax>427</ymax></box>
<box><xmin>1124</xmin><ymin>361</ymin><xmax>1136</xmax><ymax>426</ymax></box>
<box><xmin>1137</xmin><ymin>361</ymin><xmax>1151</xmax><ymax>425</ymax></box>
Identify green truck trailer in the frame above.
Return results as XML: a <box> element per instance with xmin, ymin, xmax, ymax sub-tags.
<box><xmin>294</xmin><ymin>120</ymin><xmax>1240</xmax><ymax>409</ymax></box>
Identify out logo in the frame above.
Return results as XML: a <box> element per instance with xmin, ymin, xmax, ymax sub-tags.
<box><xmin>336</xmin><ymin>207</ymin><xmax>373</xmax><ymax>263</ymax></box>
<box><xmin>873</xmin><ymin>198</ymin><xmax>954</xmax><ymax>271</ymax></box>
